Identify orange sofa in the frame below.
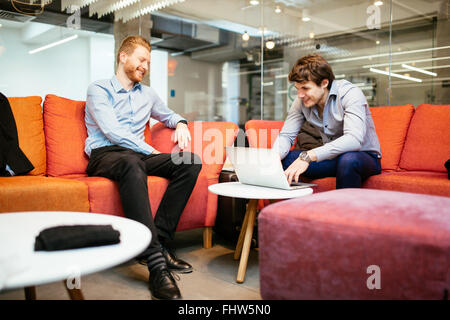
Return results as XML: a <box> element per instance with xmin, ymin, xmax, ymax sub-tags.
<box><xmin>0</xmin><ymin>94</ymin><xmax>239</xmax><ymax>248</ymax></box>
<box><xmin>245</xmin><ymin>104</ymin><xmax>450</xmax><ymax>197</ymax></box>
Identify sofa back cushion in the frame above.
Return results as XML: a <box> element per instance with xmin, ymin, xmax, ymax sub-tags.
<box><xmin>369</xmin><ymin>105</ymin><xmax>414</xmax><ymax>170</ymax></box>
<box><xmin>150</xmin><ymin>121</ymin><xmax>238</xmax><ymax>180</ymax></box>
<box><xmin>43</xmin><ymin>94</ymin><xmax>89</xmax><ymax>176</ymax></box>
<box><xmin>399</xmin><ymin>104</ymin><xmax>450</xmax><ymax>172</ymax></box>
<box><xmin>8</xmin><ymin>96</ymin><xmax>46</xmax><ymax>176</ymax></box>
<box><xmin>44</xmin><ymin>94</ymin><xmax>154</xmax><ymax>176</ymax></box>
<box><xmin>245</xmin><ymin>120</ymin><xmax>284</xmax><ymax>148</ymax></box>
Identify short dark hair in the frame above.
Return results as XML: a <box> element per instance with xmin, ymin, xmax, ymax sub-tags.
<box><xmin>288</xmin><ymin>54</ymin><xmax>335</xmax><ymax>90</ymax></box>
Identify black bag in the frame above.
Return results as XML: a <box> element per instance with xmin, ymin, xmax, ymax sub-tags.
<box><xmin>214</xmin><ymin>171</ymin><xmax>258</xmax><ymax>247</ymax></box>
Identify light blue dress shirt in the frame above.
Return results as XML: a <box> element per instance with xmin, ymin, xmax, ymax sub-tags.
<box><xmin>85</xmin><ymin>76</ymin><xmax>185</xmax><ymax>157</ymax></box>
<box><xmin>273</xmin><ymin>80</ymin><xmax>381</xmax><ymax>161</ymax></box>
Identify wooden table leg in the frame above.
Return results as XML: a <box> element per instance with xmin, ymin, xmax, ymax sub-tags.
<box><xmin>236</xmin><ymin>199</ymin><xmax>258</xmax><ymax>283</ymax></box>
<box><xmin>234</xmin><ymin>199</ymin><xmax>257</xmax><ymax>260</ymax></box>
<box><xmin>24</xmin><ymin>286</ymin><xmax>36</xmax><ymax>300</ymax></box>
<box><xmin>64</xmin><ymin>281</ymin><xmax>85</xmax><ymax>300</ymax></box>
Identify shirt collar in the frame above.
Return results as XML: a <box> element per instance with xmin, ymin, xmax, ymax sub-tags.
<box><xmin>328</xmin><ymin>80</ymin><xmax>338</xmax><ymax>97</ymax></box>
<box><xmin>111</xmin><ymin>75</ymin><xmax>142</xmax><ymax>93</ymax></box>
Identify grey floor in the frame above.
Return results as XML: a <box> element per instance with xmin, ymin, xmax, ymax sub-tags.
<box><xmin>0</xmin><ymin>229</ymin><xmax>262</xmax><ymax>300</ymax></box>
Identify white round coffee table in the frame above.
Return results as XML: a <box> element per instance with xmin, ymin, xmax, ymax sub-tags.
<box><xmin>0</xmin><ymin>211</ymin><xmax>151</xmax><ymax>299</ymax></box>
<box><xmin>209</xmin><ymin>182</ymin><xmax>313</xmax><ymax>283</ymax></box>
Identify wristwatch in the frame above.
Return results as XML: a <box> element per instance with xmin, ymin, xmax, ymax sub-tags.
<box><xmin>298</xmin><ymin>151</ymin><xmax>312</xmax><ymax>164</ymax></box>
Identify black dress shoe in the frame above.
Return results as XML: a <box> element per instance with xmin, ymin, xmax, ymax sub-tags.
<box><xmin>161</xmin><ymin>245</ymin><xmax>193</xmax><ymax>273</ymax></box>
<box><xmin>149</xmin><ymin>265</ymin><xmax>181</xmax><ymax>300</ymax></box>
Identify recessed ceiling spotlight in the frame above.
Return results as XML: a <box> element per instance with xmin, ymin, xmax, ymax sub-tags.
<box><xmin>250</xmin><ymin>0</ymin><xmax>259</xmax><ymax>5</ymax></box>
<box><xmin>376</xmin><ymin>40</ymin><xmax>380</xmax><ymax>45</ymax></box>
<box><xmin>374</xmin><ymin>1</ymin><xmax>383</xmax><ymax>6</ymax></box>
<box><xmin>266</xmin><ymin>41</ymin><xmax>275</xmax><ymax>50</ymax></box>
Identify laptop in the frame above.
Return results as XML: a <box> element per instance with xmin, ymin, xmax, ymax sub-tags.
<box><xmin>225</xmin><ymin>147</ymin><xmax>317</xmax><ymax>190</ymax></box>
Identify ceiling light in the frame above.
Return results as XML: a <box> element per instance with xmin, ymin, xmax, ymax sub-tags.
<box><xmin>364</xmin><ymin>56</ymin><xmax>450</xmax><ymax>68</ymax></box>
<box><xmin>266</xmin><ymin>41</ymin><xmax>275</xmax><ymax>50</ymax></box>
<box><xmin>374</xmin><ymin>1</ymin><xmax>383</xmax><ymax>6</ymax></box>
<box><xmin>242</xmin><ymin>31</ymin><xmax>250</xmax><ymax>41</ymax></box>
<box><xmin>309</xmin><ymin>32</ymin><xmax>315</xmax><ymax>39</ymax></box>
<box><xmin>401</xmin><ymin>64</ymin><xmax>437</xmax><ymax>76</ymax></box>
<box><xmin>376</xmin><ymin>40</ymin><xmax>380</xmax><ymax>45</ymax></box>
<box><xmin>275</xmin><ymin>6</ymin><xmax>281</xmax><ymax>13</ymax></box>
<box><xmin>370</xmin><ymin>68</ymin><xmax>422</xmax><ymax>82</ymax></box>
<box><xmin>328</xmin><ymin>45</ymin><xmax>450</xmax><ymax>64</ymax></box>
<box><xmin>302</xmin><ymin>9</ymin><xmax>311</xmax><ymax>22</ymax></box>
<box><xmin>29</xmin><ymin>34</ymin><xmax>78</xmax><ymax>54</ymax></box>
<box><xmin>250</xmin><ymin>0</ymin><xmax>259</xmax><ymax>5</ymax></box>
<box><xmin>0</xmin><ymin>24</ymin><xmax>2</xmax><ymax>28</ymax></box>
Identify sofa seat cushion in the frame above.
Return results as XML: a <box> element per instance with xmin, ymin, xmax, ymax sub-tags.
<box><xmin>259</xmin><ymin>189</ymin><xmax>450</xmax><ymax>299</ymax></box>
<box><xmin>8</xmin><ymin>96</ymin><xmax>46</xmax><ymax>176</ymax></box>
<box><xmin>399</xmin><ymin>104</ymin><xmax>450</xmax><ymax>172</ymax></box>
<box><xmin>0</xmin><ymin>176</ymin><xmax>89</xmax><ymax>213</ymax></box>
<box><xmin>302</xmin><ymin>176</ymin><xmax>336</xmax><ymax>193</ymax></box>
<box><xmin>364</xmin><ymin>171</ymin><xmax>450</xmax><ymax>197</ymax></box>
<box><xmin>69</xmin><ymin>172</ymin><xmax>210</xmax><ymax>231</ymax></box>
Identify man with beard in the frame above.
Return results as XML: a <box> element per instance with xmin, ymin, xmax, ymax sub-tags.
<box><xmin>273</xmin><ymin>54</ymin><xmax>382</xmax><ymax>188</ymax></box>
<box><xmin>84</xmin><ymin>36</ymin><xmax>201</xmax><ymax>300</ymax></box>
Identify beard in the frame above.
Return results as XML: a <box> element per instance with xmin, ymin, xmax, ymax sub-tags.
<box><xmin>124</xmin><ymin>62</ymin><xmax>145</xmax><ymax>83</ymax></box>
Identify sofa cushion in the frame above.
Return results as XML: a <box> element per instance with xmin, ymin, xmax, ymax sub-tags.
<box><xmin>0</xmin><ymin>176</ymin><xmax>89</xmax><ymax>212</ymax></box>
<box><xmin>399</xmin><ymin>104</ymin><xmax>450</xmax><ymax>172</ymax></box>
<box><xmin>70</xmin><ymin>173</ymin><xmax>209</xmax><ymax>231</ymax></box>
<box><xmin>245</xmin><ymin>120</ymin><xmax>284</xmax><ymax>148</ymax></box>
<box><xmin>43</xmin><ymin>94</ymin><xmax>89</xmax><ymax>176</ymax></box>
<box><xmin>364</xmin><ymin>171</ymin><xmax>450</xmax><ymax>197</ymax></box>
<box><xmin>150</xmin><ymin>121</ymin><xmax>238</xmax><ymax>227</ymax></box>
<box><xmin>369</xmin><ymin>105</ymin><xmax>414</xmax><ymax>170</ymax></box>
<box><xmin>8</xmin><ymin>96</ymin><xmax>46</xmax><ymax>176</ymax></box>
<box><xmin>259</xmin><ymin>189</ymin><xmax>450</xmax><ymax>299</ymax></box>
<box><xmin>44</xmin><ymin>94</ymin><xmax>154</xmax><ymax>177</ymax></box>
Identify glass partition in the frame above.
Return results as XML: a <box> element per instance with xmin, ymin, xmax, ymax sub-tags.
<box><xmin>0</xmin><ymin>0</ymin><xmax>448</xmax><ymax>120</ymax></box>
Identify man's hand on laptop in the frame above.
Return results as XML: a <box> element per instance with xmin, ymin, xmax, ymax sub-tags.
<box><xmin>285</xmin><ymin>150</ymin><xmax>317</xmax><ymax>184</ymax></box>
<box><xmin>173</xmin><ymin>122</ymin><xmax>191</xmax><ymax>150</ymax></box>
<box><xmin>285</xmin><ymin>158</ymin><xmax>309</xmax><ymax>184</ymax></box>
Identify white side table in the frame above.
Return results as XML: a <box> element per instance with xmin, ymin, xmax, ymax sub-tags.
<box><xmin>0</xmin><ymin>211</ymin><xmax>151</xmax><ymax>300</ymax></box>
<box><xmin>208</xmin><ymin>182</ymin><xmax>313</xmax><ymax>283</ymax></box>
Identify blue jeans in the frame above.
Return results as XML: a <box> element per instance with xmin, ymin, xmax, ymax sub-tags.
<box><xmin>282</xmin><ymin>150</ymin><xmax>381</xmax><ymax>189</ymax></box>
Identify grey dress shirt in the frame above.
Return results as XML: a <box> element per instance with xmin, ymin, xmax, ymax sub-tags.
<box><xmin>273</xmin><ymin>79</ymin><xmax>381</xmax><ymax>161</ymax></box>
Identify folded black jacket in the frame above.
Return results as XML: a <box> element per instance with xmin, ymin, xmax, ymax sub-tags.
<box><xmin>0</xmin><ymin>92</ymin><xmax>34</xmax><ymax>176</ymax></box>
<box><xmin>34</xmin><ymin>225</ymin><xmax>121</xmax><ymax>251</ymax></box>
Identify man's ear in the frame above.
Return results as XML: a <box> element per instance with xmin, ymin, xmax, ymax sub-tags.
<box><xmin>119</xmin><ymin>51</ymin><xmax>128</xmax><ymax>65</ymax></box>
<box><xmin>321</xmin><ymin>79</ymin><xmax>329</xmax><ymax>89</ymax></box>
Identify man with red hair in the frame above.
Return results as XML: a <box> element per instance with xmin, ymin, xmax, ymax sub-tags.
<box><xmin>84</xmin><ymin>36</ymin><xmax>201</xmax><ymax>300</ymax></box>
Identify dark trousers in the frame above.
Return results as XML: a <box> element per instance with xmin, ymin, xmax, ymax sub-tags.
<box><xmin>86</xmin><ymin>145</ymin><xmax>202</xmax><ymax>257</ymax></box>
<box><xmin>282</xmin><ymin>150</ymin><xmax>381</xmax><ymax>189</ymax></box>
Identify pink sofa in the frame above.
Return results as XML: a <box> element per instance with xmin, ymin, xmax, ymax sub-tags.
<box><xmin>259</xmin><ymin>188</ymin><xmax>450</xmax><ymax>299</ymax></box>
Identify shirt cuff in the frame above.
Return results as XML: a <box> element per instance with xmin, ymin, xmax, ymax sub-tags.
<box><xmin>177</xmin><ymin>120</ymin><xmax>188</xmax><ymax>125</ymax></box>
